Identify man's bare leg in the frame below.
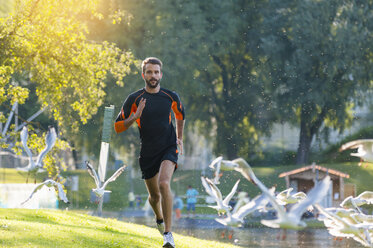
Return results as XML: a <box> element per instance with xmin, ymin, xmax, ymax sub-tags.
<box><xmin>159</xmin><ymin>160</ymin><xmax>176</xmax><ymax>233</ymax></box>
<box><xmin>144</xmin><ymin>173</ymin><xmax>163</xmax><ymax>221</ymax></box>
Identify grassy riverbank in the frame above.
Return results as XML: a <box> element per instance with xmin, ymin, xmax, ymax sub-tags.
<box><xmin>0</xmin><ymin>208</ymin><xmax>238</xmax><ymax>248</ymax></box>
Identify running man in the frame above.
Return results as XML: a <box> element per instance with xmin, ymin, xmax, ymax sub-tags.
<box><xmin>114</xmin><ymin>57</ymin><xmax>185</xmax><ymax>248</ymax></box>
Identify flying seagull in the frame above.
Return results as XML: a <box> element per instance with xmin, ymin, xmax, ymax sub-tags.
<box><xmin>241</xmin><ymin>162</ymin><xmax>331</xmax><ymax>229</ymax></box>
<box><xmin>208</xmin><ymin>156</ymin><xmax>240</xmax><ymax>184</ymax></box>
<box><xmin>215</xmin><ymin>187</ymin><xmax>276</xmax><ymax>227</ymax></box>
<box><xmin>276</xmin><ymin>188</ymin><xmax>307</xmax><ymax>206</ymax></box>
<box><xmin>315</xmin><ymin>203</ymin><xmax>373</xmax><ymax>247</ymax></box>
<box><xmin>340</xmin><ymin>191</ymin><xmax>373</xmax><ymax>214</ymax></box>
<box><xmin>17</xmin><ymin>126</ymin><xmax>57</xmax><ymax>183</ymax></box>
<box><xmin>339</xmin><ymin>139</ymin><xmax>373</xmax><ymax>167</ymax></box>
<box><xmin>209</xmin><ymin>157</ymin><xmax>257</xmax><ymax>185</ymax></box>
<box><xmin>202</xmin><ymin>176</ymin><xmax>240</xmax><ymax>216</ymax></box>
<box><xmin>86</xmin><ymin>161</ymin><xmax>127</xmax><ymax>198</ymax></box>
<box><xmin>21</xmin><ymin>179</ymin><xmax>69</xmax><ymax>205</ymax></box>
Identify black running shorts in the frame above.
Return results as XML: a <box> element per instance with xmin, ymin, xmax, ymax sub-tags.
<box><xmin>139</xmin><ymin>145</ymin><xmax>178</xmax><ymax>179</ymax></box>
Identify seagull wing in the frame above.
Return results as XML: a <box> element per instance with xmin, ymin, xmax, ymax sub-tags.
<box><xmin>205</xmin><ymin>177</ymin><xmax>223</xmax><ymax>204</ymax></box>
<box><xmin>292</xmin><ymin>192</ymin><xmax>307</xmax><ymax>200</ymax></box>
<box><xmin>220</xmin><ymin>160</ymin><xmax>239</xmax><ymax>171</ymax></box>
<box><xmin>102</xmin><ymin>165</ymin><xmax>127</xmax><ymax>189</ymax></box>
<box><xmin>232</xmin><ymin>158</ymin><xmax>256</xmax><ymax>185</ymax></box>
<box><xmin>21</xmin><ymin>182</ymin><xmax>46</xmax><ymax>205</ymax></box>
<box><xmin>340</xmin><ymin>196</ymin><xmax>353</xmax><ymax>208</ymax></box>
<box><xmin>20</xmin><ymin>126</ymin><xmax>33</xmax><ymax>159</ymax></box>
<box><xmin>36</xmin><ymin>127</ymin><xmax>57</xmax><ymax>166</ymax></box>
<box><xmin>277</xmin><ymin>188</ymin><xmax>293</xmax><ymax>200</ymax></box>
<box><xmin>315</xmin><ymin>203</ymin><xmax>351</xmax><ymax>228</ymax></box>
<box><xmin>290</xmin><ymin>175</ymin><xmax>331</xmax><ymax>219</ymax></box>
<box><xmin>201</xmin><ymin>176</ymin><xmax>214</xmax><ymax>197</ymax></box>
<box><xmin>86</xmin><ymin>161</ymin><xmax>100</xmax><ymax>187</ymax></box>
<box><xmin>55</xmin><ymin>182</ymin><xmax>69</xmax><ymax>203</ymax></box>
<box><xmin>339</xmin><ymin>139</ymin><xmax>373</xmax><ymax>152</ymax></box>
<box><xmin>234</xmin><ymin>189</ymin><xmax>273</xmax><ymax>220</ymax></box>
<box><xmin>208</xmin><ymin>156</ymin><xmax>223</xmax><ymax>169</ymax></box>
<box><xmin>212</xmin><ymin>161</ymin><xmax>222</xmax><ymax>184</ymax></box>
<box><xmin>357</xmin><ymin>191</ymin><xmax>373</xmax><ymax>204</ymax></box>
<box><xmin>240</xmin><ymin>162</ymin><xmax>287</xmax><ymax>218</ymax></box>
<box><xmin>222</xmin><ymin>179</ymin><xmax>240</xmax><ymax>206</ymax></box>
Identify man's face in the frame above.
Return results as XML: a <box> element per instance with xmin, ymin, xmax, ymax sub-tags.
<box><xmin>143</xmin><ymin>63</ymin><xmax>162</xmax><ymax>89</ymax></box>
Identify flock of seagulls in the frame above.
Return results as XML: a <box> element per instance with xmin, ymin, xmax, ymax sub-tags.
<box><xmin>16</xmin><ymin>126</ymin><xmax>127</xmax><ymax>209</ymax></box>
<box><xmin>204</xmin><ymin>145</ymin><xmax>373</xmax><ymax>247</ymax></box>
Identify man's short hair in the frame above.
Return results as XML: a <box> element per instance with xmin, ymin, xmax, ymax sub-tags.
<box><xmin>141</xmin><ymin>57</ymin><xmax>163</xmax><ymax>73</ymax></box>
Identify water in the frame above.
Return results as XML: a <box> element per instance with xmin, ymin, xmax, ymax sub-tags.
<box><xmin>120</xmin><ymin>215</ymin><xmax>364</xmax><ymax>248</ymax></box>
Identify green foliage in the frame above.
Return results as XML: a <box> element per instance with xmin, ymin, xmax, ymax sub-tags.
<box><xmin>0</xmin><ymin>0</ymin><xmax>136</xmax><ymax>179</ymax></box>
<box><xmin>0</xmin><ymin>0</ymin><xmax>135</xmax><ymax>131</ymax></box>
<box><xmin>250</xmin><ymin>150</ymin><xmax>297</xmax><ymax>167</ymax></box>
<box><xmin>260</xmin><ymin>0</ymin><xmax>373</xmax><ymax>164</ymax></box>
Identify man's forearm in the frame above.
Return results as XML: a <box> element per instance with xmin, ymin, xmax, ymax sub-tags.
<box><xmin>123</xmin><ymin>114</ymin><xmax>138</xmax><ymax>129</ymax></box>
<box><xmin>176</xmin><ymin>119</ymin><xmax>185</xmax><ymax>139</ymax></box>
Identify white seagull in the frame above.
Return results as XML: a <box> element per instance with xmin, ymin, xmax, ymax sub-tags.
<box><xmin>208</xmin><ymin>156</ymin><xmax>239</xmax><ymax>184</ymax></box>
<box><xmin>209</xmin><ymin>157</ymin><xmax>257</xmax><ymax>185</ymax></box>
<box><xmin>17</xmin><ymin>126</ymin><xmax>57</xmax><ymax>183</ymax></box>
<box><xmin>315</xmin><ymin>203</ymin><xmax>373</xmax><ymax>247</ymax></box>
<box><xmin>225</xmin><ymin>158</ymin><xmax>257</xmax><ymax>185</ymax></box>
<box><xmin>202</xmin><ymin>176</ymin><xmax>240</xmax><ymax>216</ymax></box>
<box><xmin>208</xmin><ymin>156</ymin><xmax>223</xmax><ymax>184</ymax></box>
<box><xmin>21</xmin><ymin>179</ymin><xmax>69</xmax><ymax>205</ymax></box>
<box><xmin>276</xmin><ymin>188</ymin><xmax>307</xmax><ymax>206</ymax></box>
<box><xmin>339</xmin><ymin>139</ymin><xmax>373</xmax><ymax>166</ymax></box>
<box><xmin>351</xmin><ymin>213</ymin><xmax>373</xmax><ymax>224</ymax></box>
<box><xmin>241</xmin><ymin>162</ymin><xmax>331</xmax><ymax>229</ymax></box>
<box><xmin>86</xmin><ymin>161</ymin><xmax>127</xmax><ymax>198</ymax></box>
<box><xmin>340</xmin><ymin>191</ymin><xmax>373</xmax><ymax>214</ymax></box>
<box><xmin>215</xmin><ymin>187</ymin><xmax>276</xmax><ymax>227</ymax></box>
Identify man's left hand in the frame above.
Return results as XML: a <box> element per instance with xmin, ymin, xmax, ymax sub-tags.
<box><xmin>177</xmin><ymin>138</ymin><xmax>183</xmax><ymax>155</ymax></box>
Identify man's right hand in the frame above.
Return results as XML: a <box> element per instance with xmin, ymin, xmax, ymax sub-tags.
<box><xmin>134</xmin><ymin>98</ymin><xmax>146</xmax><ymax>119</ymax></box>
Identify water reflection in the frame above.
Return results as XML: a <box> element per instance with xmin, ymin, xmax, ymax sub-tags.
<box><xmin>120</xmin><ymin>216</ymin><xmax>364</xmax><ymax>247</ymax></box>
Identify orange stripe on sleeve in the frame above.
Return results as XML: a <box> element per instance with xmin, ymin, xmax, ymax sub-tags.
<box><xmin>114</xmin><ymin>120</ymin><xmax>128</xmax><ymax>133</ymax></box>
<box><xmin>130</xmin><ymin>102</ymin><xmax>141</xmax><ymax>128</ymax></box>
<box><xmin>172</xmin><ymin>101</ymin><xmax>184</xmax><ymax>120</ymax></box>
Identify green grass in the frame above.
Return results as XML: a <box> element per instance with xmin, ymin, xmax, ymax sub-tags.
<box><xmin>0</xmin><ymin>208</ymin><xmax>237</xmax><ymax>248</ymax></box>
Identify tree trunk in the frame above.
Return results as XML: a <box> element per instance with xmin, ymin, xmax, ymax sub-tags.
<box><xmin>296</xmin><ymin>118</ymin><xmax>313</xmax><ymax>165</ymax></box>
<box><xmin>216</xmin><ymin>121</ymin><xmax>238</xmax><ymax>160</ymax></box>
<box><xmin>296</xmin><ymin>104</ymin><xmax>327</xmax><ymax>165</ymax></box>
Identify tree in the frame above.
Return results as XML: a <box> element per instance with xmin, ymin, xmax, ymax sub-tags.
<box><xmin>260</xmin><ymin>0</ymin><xmax>373</xmax><ymax>164</ymax></box>
<box><xmin>0</xmin><ymin>0</ymin><xmax>135</xmax><ymax>177</ymax></box>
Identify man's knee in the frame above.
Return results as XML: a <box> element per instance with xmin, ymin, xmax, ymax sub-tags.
<box><xmin>148</xmin><ymin>193</ymin><xmax>161</xmax><ymax>204</ymax></box>
<box><xmin>159</xmin><ymin>180</ymin><xmax>170</xmax><ymax>192</ymax></box>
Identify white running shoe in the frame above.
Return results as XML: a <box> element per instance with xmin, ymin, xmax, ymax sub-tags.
<box><xmin>163</xmin><ymin>232</ymin><xmax>175</xmax><ymax>248</ymax></box>
<box><xmin>156</xmin><ymin>221</ymin><xmax>165</xmax><ymax>235</ymax></box>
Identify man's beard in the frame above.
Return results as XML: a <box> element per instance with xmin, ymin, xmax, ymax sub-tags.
<box><xmin>145</xmin><ymin>78</ymin><xmax>160</xmax><ymax>88</ymax></box>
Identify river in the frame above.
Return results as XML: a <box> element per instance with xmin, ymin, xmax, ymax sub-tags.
<box><xmin>120</xmin><ymin>214</ymin><xmax>364</xmax><ymax>248</ymax></box>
